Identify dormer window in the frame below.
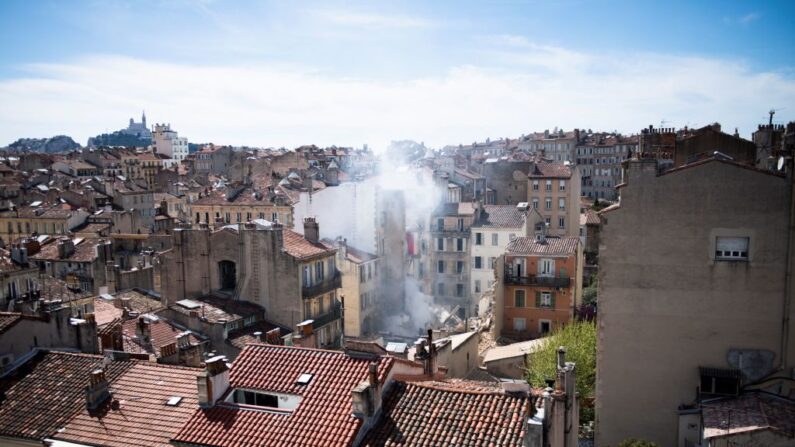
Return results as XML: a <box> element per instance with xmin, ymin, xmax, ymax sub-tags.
<box><xmin>226</xmin><ymin>388</ymin><xmax>302</xmax><ymax>410</ymax></box>
<box><xmin>715</xmin><ymin>237</ymin><xmax>749</xmax><ymax>261</ymax></box>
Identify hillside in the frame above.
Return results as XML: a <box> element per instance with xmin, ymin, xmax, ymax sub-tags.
<box><xmin>4</xmin><ymin>135</ymin><xmax>80</xmax><ymax>153</ymax></box>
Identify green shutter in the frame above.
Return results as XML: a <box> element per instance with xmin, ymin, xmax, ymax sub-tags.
<box><xmin>550</xmin><ymin>292</ymin><xmax>556</xmax><ymax>308</ymax></box>
<box><xmin>535</xmin><ymin>291</ymin><xmax>541</xmax><ymax>308</ymax></box>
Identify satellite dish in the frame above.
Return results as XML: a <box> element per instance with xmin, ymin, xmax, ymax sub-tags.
<box><xmin>778</xmin><ymin>156</ymin><xmax>785</xmax><ymax>171</ymax></box>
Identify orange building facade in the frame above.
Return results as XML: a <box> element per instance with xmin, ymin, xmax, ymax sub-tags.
<box><xmin>495</xmin><ymin>235</ymin><xmax>583</xmax><ymax>340</ymax></box>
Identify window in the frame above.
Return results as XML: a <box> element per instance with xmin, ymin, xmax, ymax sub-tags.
<box><xmin>302</xmin><ymin>266</ymin><xmax>311</xmax><ymax>287</ymax></box>
<box><xmin>545</xmin><ymin>180</ymin><xmax>552</xmax><ymax>191</ymax></box>
<box><xmin>457</xmin><ymin>218</ymin><xmax>464</xmax><ymax>231</ymax></box>
<box><xmin>315</xmin><ymin>262</ymin><xmax>324</xmax><ymax>282</ymax></box>
<box><xmin>532</xmin><ymin>198</ymin><xmax>539</xmax><ymax>209</ymax></box>
<box><xmin>559</xmin><ymin>180</ymin><xmax>566</xmax><ymax>191</ymax></box>
<box><xmin>538</xmin><ymin>291</ymin><xmax>553</xmax><ymax>308</ymax></box>
<box><xmin>437</xmin><ymin>260</ymin><xmax>445</xmax><ymax>273</ymax></box>
<box><xmin>545</xmin><ymin>217</ymin><xmax>551</xmax><ymax>225</ymax></box>
<box><xmin>513</xmin><ymin>318</ymin><xmax>526</xmax><ymax>331</ymax></box>
<box><xmin>559</xmin><ymin>198</ymin><xmax>565</xmax><ymax>210</ymax></box>
<box><xmin>491</xmin><ymin>233</ymin><xmax>498</xmax><ymax>246</ymax></box>
<box><xmin>246</xmin><ymin>212</ymin><xmax>252</xmax><ymax>221</ymax></box>
<box><xmin>457</xmin><ymin>238</ymin><xmax>464</xmax><ymax>251</ymax></box>
<box><xmin>559</xmin><ymin>217</ymin><xmax>565</xmax><ymax>228</ymax></box>
<box><xmin>474</xmin><ymin>280</ymin><xmax>481</xmax><ymax>293</ymax></box>
<box><xmin>475</xmin><ymin>232</ymin><xmax>483</xmax><ymax>245</ymax></box>
<box><xmin>437</xmin><ymin>283</ymin><xmax>445</xmax><ymax>296</ymax></box>
<box><xmin>456</xmin><ymin>261</ymin><xmax>464</xmax><ymax>274</ymax></box>
<box><xmin>532</xmin><ymin>180</ymin><xmax>539</xmax><ymax>191</ymax></box>
<box><xmin>539</xmin><ymin>259</ymin><xmax>554</xmax><ymax>276</ymax></box>
<box><xmin>437</xmin><ymin>218</ymin><xmax>444</xmax><ymax>231</ymax></box>
<box><xmin>699</xmin><ymin>367</ymin><xmax>741</xmax><ymax>396</ymax></box>
<box><xmin>359</xmin><ymin>265</ymin><xmax>365</xmax><ymax>283</ymax></box>
<box><xmin>540</xmin><ymin>320</ymin><xmax>551</xmax><ymax>335</ymax></box>
<box><xmin>225</xmin><ymin>212</ymin><xmax>231</xmax><ymax>223</ymax></box>
<box><xmin>474</xmin><ymin>256</ymin><xmax>482</xmax><ymax>269</ymax></box>
<box><xmin>436</xmin><ymin>238</ymin><xmax>444</xmax><ymax>251</ymax></box>
<box><xmin>456</xmin><ymin>284</ymin><xmax>464</xmax><ymax>297</ymax></box>
<box><xmin>715</xmin><ymin>237</ymin><xmax>749</xmax><ymax>260</ymax></box>
<box><xmin>488</xmin><ymin>257</ymin><xmax>495</xmax><ymax>269</ymax></box>
<box><xmin>514</xmin><ymin>290</ymin><xmax>526</xmax><ymax>307</ymax></box>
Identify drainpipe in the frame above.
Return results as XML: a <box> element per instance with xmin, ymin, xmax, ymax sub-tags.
<box><xmin>781</xmin><ymin>160</ymin><xmax>795</xmax><ymax>371</ymax></box>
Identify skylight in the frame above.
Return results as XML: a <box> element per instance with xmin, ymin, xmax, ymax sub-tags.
<box><xmin>296</xmin><ymin>373</ymin><xmax>313</xmax><ymax>385</ymax></box>
<box><xmin>166</xmin><ymin>396</ymin><xmax>183</xmax><ymax>406</ymax></box>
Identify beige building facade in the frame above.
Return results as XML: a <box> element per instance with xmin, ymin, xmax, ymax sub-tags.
<box><xmin>527</xmin><ymin>161</ymin><xmax>581</xmax><ymax>238</ymax></box>
<box><xmin>331</xmin><ymin>239</ymin><xmax>379</xmax><ymax>339</ymax></box>
<box><xmin>596</xmin><ymin>158</ymin><xmax>794</xmax><ymax>446</ymax></box>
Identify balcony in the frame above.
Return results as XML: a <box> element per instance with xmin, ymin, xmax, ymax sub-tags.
<box><xmin>503</xmin><ymin>271</ymin><xmax>571</xmax><ymax>288</ymax></box>
<box><xmin>302</xmin><ymin>271</ymin><xmax>342</xmax><ymax>298</ymax></box>
<box><xmin>311</xmin><ymin>300</ymin><xmax>342</xmax><ymax>329</ymax></box>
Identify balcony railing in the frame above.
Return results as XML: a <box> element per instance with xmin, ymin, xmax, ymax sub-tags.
<box><xmin>311</xmin><ymin>301</ymin><xmax>342</xmax><ymax>329</ymax></box>
<box><xmin>503</xmin><ymin>271</ymin><xmax>571</xmax><ymax>288</ymax></box>
<box><xmin>302</xmin><ymin>271</ymin><xmax>342</xmax><ymax>298</ymax></box>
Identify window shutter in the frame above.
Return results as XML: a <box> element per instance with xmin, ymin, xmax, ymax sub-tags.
<box><xmin>550</xmin><ymin>292</ymin><xmax>556</xmax><ymax>308</ymax></box>
<box><xmin>535</xmin><ymin>291</ymin><xmax>541</xmax><ymax>307</ymax></box>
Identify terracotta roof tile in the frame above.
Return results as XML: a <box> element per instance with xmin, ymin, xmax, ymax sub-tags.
<box><xmin>0</xmin><ymin>312</ymin><xmax>22</xmax><ymax>334</ymax></box>
<box><xmin>283</xmin><ymin>230</ymin><xmax>335</xmax><ymax>260</ymax></box>
<box><xmin>584</xmin><ymin>209</ymin><xmax>600</xmax><ymax>225</ymax></box>
<box><xmin>172</xmin><ymin>344</ymin><xmax>394</xmax><ymax>447</ymax></box>
<box><xmin>122</xmin><ymin>317</ymin><xmax>202</xmax><ymax>357</ymax></box>
<box><xmin>0</xmin><ymin>351</ymin><xmax>133</xmax><ymax>441</ymax></box>
<box><xmin>361</xmin><ymin>380</ymin><xmax>528</xmax><ymax>446</ymax></box>
<box><xmin>527</xmin><ymin>161</ymin><xmax>573</xmax><ymax>179</ymax></box>
<box><xmin>505</xmin><ymin>236</ymin><xmax>579</xmax><ymax>256</ymax></box>
<box><xmin>53</xmin><ymin>362</ymin><xmax>201</xmax><ymax>447</ymax></box>
<box><xmin>30</xmin><ymin>238</ymin><xmax>102</xmax><ymax>263</ymax></box>
<box><xmin>226</xmin><ymin>319</ymin><xmax>291</xmax><ymax>350</ymax></box>
<box><xmin>474</xmin><ymin>205</ymin><xmax>526</xmax><ymax>229</ymax></box>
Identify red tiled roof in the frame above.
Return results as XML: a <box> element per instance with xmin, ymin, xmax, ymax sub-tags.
<box><xmin>506</xmin><ymin>236</ymin><xmax>579</xmax><ymax>257</ymax></box>
<box><xmin>172</xmin><ymin>344</ymin><xmax>394</xmax><ymax>447</ymax></box>
<box><xmin>527</xmin><ymin>161</ymin><xmax>573</xmax><ymax>179</ymax></box>
<box><xmin>283</xmin><ymin>229</ymin><xmax>335</xmax><ymax>260</ymax></box>
<box><xmin>584</xmin><ymin>209</ymin><xmax>600</xmax><ymax>225</ymax></box>
<box><xmin>360</xmin><ymin>380</ymin><xmax>528</xmax><ymax>446</ymax></box>
<box><xmin>121</xmin><ymin>317</ymin><xmax>201</xmax><ymax>357</ymax></box>
<box><xmin>0</xmin><ymin>351</ymin><xmax>133</xmax><ymax>441</ymax></box>
<box><xmin>93</xmin><ymin>298</ymin><xmax>123</xmax><ymax>327</ymax></box>
<box><xmin>475</xmin><ymin>205</ymin><xmax>526</xmax><ymax>229</ymax></box>
<box><xmin>226</xmin><ymin>319</ymin><xmax>291</xmax><ymax>350</ymax></box>
<box><xmin>53</xmin><ymin>362</ymin><xmax>201</xmax><ymax>447</ymax></box>
<box><xmin>0</xmin><ymin>312</ymin><xmax>22</xmax><ymax>334</ymax></box>
<box><xmin>30</xmin><ymin>238</ymin><xmax>101</xmax><ymax>263</ymax></box>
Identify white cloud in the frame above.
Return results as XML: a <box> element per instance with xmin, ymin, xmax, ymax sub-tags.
<box><xmin>0</xmin><ymin>46</ymin><xmax>793</xmax><ymax>150</ymax></box>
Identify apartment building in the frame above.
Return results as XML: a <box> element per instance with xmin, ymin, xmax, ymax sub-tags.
<box><xmin>152</xmin><ymin>123</ymin><xmax>189</xmax><ymax>162</ymax></box>
<box><xmin>429</xmin><ymin>202</ymin><xmax>478</xmax><ymax>308</ymax></box>
<box><xmin>191</xmin><ymin>185</ymin><xmax>294</xmax><ymax>228</ymax></box>
<box><xmin>330</xmin><ymin>238</ymin><xmax>379</xmax><ymax>339</ymax></box>
<box><xmin>575</xmin><ymin>134</ymin><xmax>637</xmax><ymax>201</ymax></box>
<box><xmin>470</xmin><ymin>205</ymin><xmax>526</xmax><ymax>304</ymax></box>
<box><xmin>596</xmin><ymin>157</ymin><xmax>794</xmax><ymax>447</ymax></box>
<box><xmin>527</xmin><ymin>161</ymin><xmax>581</xmax><ymax>237</ymax></box>
<box><xmin>0</xmin><ymin>204</ymin><xmax>89</xmax><ymax>244</ymax></box>
<box><xmin>160</xmin><ymin>217</ymin><xmax>343</xmax><ymax>349</ymax></box>
<box><xmin>494</xmin><ymin>234</ymin><xmax>582</xmax><ymax>340</ymax></box>
<box><xmin>517</xmin><ymin>129</ymin><xmax>579</xmax><ymax>162</ymax></box>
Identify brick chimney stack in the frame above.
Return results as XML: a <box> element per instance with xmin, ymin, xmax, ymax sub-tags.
<box><xmin>303</xmin><ymin>217</ymin><xmax>319</xmax><ymax>243</ymax></box>
<box><xmin>85</xmin><ymin>368</ymin><xmax>111</xmax><ymax>410</ymax></box>
<box><xmin>197</xmin><ymin>356</ymin><xmax>230</xmax><ymax>408</ymax></box>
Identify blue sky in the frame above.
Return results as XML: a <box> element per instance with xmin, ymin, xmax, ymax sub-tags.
<box><xmin>0</xmin><ymin>0</ymin><xmax>793</xmax><ymax>149</ymax></box>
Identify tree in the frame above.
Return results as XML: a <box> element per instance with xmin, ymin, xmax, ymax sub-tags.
<box><xmin>525</xmin><ymin>321</ymin><xmax>596</xmax><ymax>423</ymax></box>
<box><xmin>617</xmin><ymin>439</ymin><xmax>658</xmax><ymax>447</ymax></box>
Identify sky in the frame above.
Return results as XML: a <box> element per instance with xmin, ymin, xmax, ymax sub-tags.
<box><xmin>0</xmin><ymin>0</ymin><xmax>793</xmax><ymax>150</ymax></box>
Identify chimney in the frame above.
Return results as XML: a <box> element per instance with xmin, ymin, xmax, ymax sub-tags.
<box><xmin>85</xmin><ymin>368</ymin><xmax>111</xmax><ymax>410</ymax></box>
<box><xmin>352</xmin><ymin>362</ymin><xmax>381</xmax><ymax>421</ymax></box>
<box><xmin>197</xmin><ymin>356</ymin><xmax>230</xmax><ymax>408</ymax></box>
<box><xmin>253</xmin><ymin>331</ymin><xmax>263</xmax><ymax>342</ymax></box>
<box><xmin>293</xmin><ymin>320</ymin><xmax>316</xmax><ymax>348</ymax></box>
<box><xmin>265</xmin><ymin>328</ymin><xmax>282</xmax><ymax>345</ymax></box>
<box><xmin>303</xmin><ymin>217</ymin><xmax>319</xmax><ymax>243</ymax></box>
<box><xmin>136</xmin><ymin>316</ymin><xmax>151</xmax><ymax>345</ymax></box>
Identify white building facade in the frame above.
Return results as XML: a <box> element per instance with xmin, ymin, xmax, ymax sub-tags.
<box><xmin>470</xmin><ymin>205</ymin><xmax>526</xmax><ymax>307</ymax></box>
<box><xmin>152</xmin><ymin>123</ymin><xmax>189</xmax><ymax>162</ymax></box>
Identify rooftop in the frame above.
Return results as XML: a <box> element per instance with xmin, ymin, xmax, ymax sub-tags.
<box><xmin>283</xmin><ymin>229</ymin><xmax>336</xmax><ymax>260</ymax></box>
<box><xmin>169</xmin><ymin>295</ymin><xmax>264</xmax><ymax>325</ymax></box>
<box><xmin>172</xmin><ymin>344</ymin><xmax>394</xmax><ymax>447</ymax></box>
<box><xmin>506</xmin><ymin>236</ymin><xmax>579</xmax><ymax>257</ymax></box>
<box><xmin>474</xmin><ymin>205</ymin><xmax>526</xmax><ymax>229</ymax></box>
<box><xmin>483</xmin><ymin>337</ymin><xmax>548</xmax><ymax>363</ymax></box>
<box><xmin>121</xmin><ymin>316</ymin><xmax>202</xmax><ymax>357</ymax></box>
<box><xmin>527</xmin><ymin>161</ymin><xmax>573</xmax><ymax>179</ymax></box>
<box><xmin>52</xmin><ymin>362</ymin><xmax>201</xmax><ymax>447</ymax></box>
<box><xmin>360</xmin><ymin>380</ymin><xmax>528</xmax><ymax>446</ymax></box>
<box><xmin>702</xmin><ymin>392</ymin><xmax>795</xmax><ymax>440</ymax></box>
